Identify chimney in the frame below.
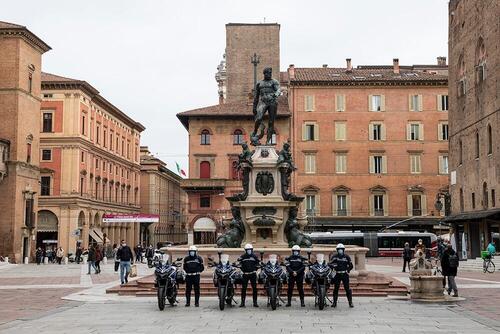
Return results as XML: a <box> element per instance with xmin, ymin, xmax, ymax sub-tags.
<box><xmin>288</xmin><ymin>64</ymin><xmax>295</xmax><ymax>80</ymax></box>
<box><xmin>346</xmin><ymin>58</ymin><xmax>352</xmax><ymax>72</ymax></box>
<box><xmin>393</xmin><ymin>58</ymin><xmax>400</xmax><ymax>74</ymax></box>
<box><xmin>322</xmin><ymin>64</ymin><xmax>328</xmax><ymax>68</ymax></box>
<box><xmin>437</xmin><ymin>56</ymin><xmax>447</xmax><ymax>66</ymax></box>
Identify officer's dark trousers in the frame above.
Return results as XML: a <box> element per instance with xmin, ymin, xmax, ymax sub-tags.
<box><xmin>333</xmin><ymin>273</ymin><xmax>351</xmax><ymax>301</ymax></box>
<box><xmin>287</xmin><ymin>273</ymin><xmax>305</xmax><ymax>301</ymax></box>
<box><xmin>185</xmin><ymin>275</ymin><xmax>200</xmax><ymax>304</ymax></box>
<box><xmin>241</xmin><ymin>273</ymin><xmax>257</xmax><ymax>303</ymax></box>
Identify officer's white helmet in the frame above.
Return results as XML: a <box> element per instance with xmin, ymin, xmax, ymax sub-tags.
<box><xmin>244</xmin><ymin>243</ymin><xmax>253</xmax><ymax>250</ymax></box>
<box><xmin>292</xmin><ymin>245</ymin><xmax>301</xmax><ymax>251</ymax></box>
<box><xmin>189</xmin><ymin>245</ymin><xmax>198</xmax><ymax>251</ymax></box>
<box><xmin>336</xmin><ymin>243</ymin><xmax>345</xmax><ymax>250</ymax></box>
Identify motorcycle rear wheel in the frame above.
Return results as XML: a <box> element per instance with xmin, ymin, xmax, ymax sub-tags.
<box><xmin>269</xmin><ymin>287</ymin><xmax>277</xmax><ymax>310</ymax></box>
<box><xmin>157</xmin><ymin>286</ymin><xmax>166</xmax><ymax>311</ymax></box>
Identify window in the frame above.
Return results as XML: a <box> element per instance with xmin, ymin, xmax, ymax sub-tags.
<box><xmin>438</xmin><ymin>95</ymin><xmax>449</xmax><ymax>111</ymax></box>
<box><xmin>374</xmin><ymin>195</ymin><xmax>384</xmax><ymax>216</ymax></box>
<box><xmin>335</xmin><ymin>94</ymin><xmax>345</xmax><ymax>112</ymax></box>
<box><xmin>201</xmin><ymin>129</ymin><xmax>210</xmax><ymax>145</ymax></box>
<box><xmin>104</xmin><ymin>130</ymin><xmax>107</xmax><ymax>147</ymax></box>
<box><xmin>410</xmin><ymin>154</ymin><xmax>421</xmax><ymax>174</ymax></box>
<box><xmin>472</xmin><ymin>192</ymin><xmax>476</xmax><ymax>209</ymax></box>
<box><xmin>411</xmin><ymin>195</ymin><xmax>422</xmax><ymax>216</ymax></box>
<box><xmin>42</xmin><ymin>113</ymin><xmax>53</xmax><ymax>132</ymax></box>
<box><xmin>200</xmin><ymin>195</ymin><xmax>211</xmax><ymax>208</ymax></box>
<box><xmin>121</xmin><ymin>140</ymin><xmax>124</xmax><ymax>156</ymax></box>
<box><xmin>40</xmin><ymin>176</ymin><xmax>51</xmax><ymax>196</ymax></box>
<box><xmin>487</xmin><ymin>125</ymin><xmax>492</xmax><ymax>155</ymax></box>
<box><xmin>303</xmin><ymin>123</ymin><xmax>317</xmax><ymax>141</ymax></box>
<box><xmin>41</xmin><ymin>149</ymin><xmax>52</xmax><ymax>161</ymax></box>
<box><xmin>305</xmin><ymin>95</ymin><xmax>314</xmax><ymax>112</ymax></box>
<box><xmin>459</xmin><ymin>139</ymin><xmax>463</xmax><ymax>165</ymax></box>
<box><xmin>475</xmin><ymin>132</ymin><xmax>480</xmax><ymax>159</ymax></box>
<box><xmin>110</xmin><ymin>133</ymin><xmax>113</xmax><ymax>150</ymax></box>
<box><xmin>304</xmin><ymin>153</ymin><xmax>316</xmax><ymax>174</ymax></box>
<box><xmin>492</xmin><ymin>189</ymin><xmax>496</xmax><ymax>207</ymax></box>
<box><xmin>335</xmin><ymin>154</ymin><xmax>346</xmax><ymax>173</ymax></box>
<box><xmin>483</xmin><ymin>182</ymin><xmax>488</xmax><ymax>209</ymax></box>
<box><xmin>371</xmin><ymin>156</ymin><xmax>383</xmax><ymax>174</ymax></box>
<box><xmin>337</xmin><ymin>195</ymin><xmax>347</xmax><ymax>216</ymax></box>
<box><xmin>369</xmin><ymin>95</ymin><xmax>384</xmax><ymax>112</ymax></box>
<box><xmin>409</xmin><ymin>123</ymin><xmax>420</xmax><ymax>140</ymax></box>
<box><xmin>95</xmin><ymin>158</ymin><xmax>99</xmax><ymax>169</ymax></box>
<box><xmin>439</xmin><ymin>123</ymin><xmax>449</xmax><ymax>141</ymax></box>
<box><xmin>335</xmin><ymin>122</ymin><xmax>346</xmax><ymax>141</ymax></box>
<box><xmin>305</xmin><ymin>195</ymin><xmax>316</xmax><ymax>216</ymax></box>
<box><xmin>233</xmin><ymin>129</ymin><xmax>244</xmax><ymax>145</ymax></box>
<box><xmin>459</xmin><ymin>188</ymin><xmax>464</xmax><ymax>212</ymax></box>
<box><xmin>439</xmin><ymin>155</ymin><xmax>449</xmax><ymax>174</ymax></box>
<box><xmin>409</xmin><ymin>94</ymin><xmax>422</xmax><ymax>112</ymax></box>
<box><xmin>28</xmin><ymin>73</ymin><xmax>32</xmax><ymax>93</ymax></box>
<box><xmin>96</xmin><ymin>125</ymin><xmax>100</xmax><ymax>144</ymax></box>
<box><xmin>81</xmin><ymin>115</ymin><xmax>86</xmax><ymax>135</ymax></box>
<box><xmin>81</xmin><ymin>152</ymin><xmax>85</xmax><ymax>163</ymax></box>
<box><xmin>370</xmin><ymin>123</ymin><xmax>382</xmax><ymax>141</ymax></box>
<box><xmin>80</xmin><ymin>178</ymin><xmax>84</xmax><ymax>196</ymax></box>
<box><xmin>26</xmin><ymin>143</ymin><xmax>31</xmax><ymax>163</ymax></box>
<box><xmin>200</xmin><ymin>161</ymin><xmax>211</xmax><ymax>179</ymax></box>
<box><xmin>476</xmin><ymin>39</ymin><xmax>487</xmax><ymax>83</ymax></box>
<box><xmin>230</xmin><ymin>159</ymin><xmax>241</xmax><ymax>180</ymax></box>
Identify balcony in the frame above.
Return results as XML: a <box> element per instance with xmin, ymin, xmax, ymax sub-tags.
<box><xmin>180</xmin><ymin>178</ymin><xmax>226</xmax><ymax>191</ymax></box>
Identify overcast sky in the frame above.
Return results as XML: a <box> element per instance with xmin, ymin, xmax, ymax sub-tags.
<box><xmin>3</xmin><ymin>0</ymin><xmax>449</xmax><ymax>176</ymax></box>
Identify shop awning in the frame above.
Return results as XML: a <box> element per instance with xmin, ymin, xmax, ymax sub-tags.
<box><xmin>89</xmin><ymin>227</ymin><xmax>104</xmax><ymax>243</ymax></box>
<box><xmin>443</xmin><ymin>208</ymin><xmax>500</xmax><ymax>222</ymax></box>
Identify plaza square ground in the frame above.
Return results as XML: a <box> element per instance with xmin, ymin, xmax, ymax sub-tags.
<box><xmin>0</xmin><ymin>259</ymin><xmax>499</xmax><ymax>333</ymax></box>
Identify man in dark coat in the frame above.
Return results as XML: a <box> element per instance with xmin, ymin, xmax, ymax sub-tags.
<box><xmin>402</xmin><ymin>242</ymin><xmax>412</xmax><ymax>272</ymax></box>
<box><xmin>441</xmin><ymin>244</ymin><xmax>459</xmax><ymax>297</ymax></box>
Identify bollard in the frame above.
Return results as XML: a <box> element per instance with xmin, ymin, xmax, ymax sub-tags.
<box><xmin>64</xmin><ymin>257</ymin><xmax>68</xmax><ymax>265</ymax></box>
<box><xmin>3</xmin><ymin>257</ymin><xmax>8</xmax><ymax>263</ymax></box>
<box><xmin>103</xmin><ymin>257</ymin><xmax>108</xmax><ymax>265</ymax></box>
<box><xmin>24</xmin><ymin>257</ymin><xmax>29</xmax><ymax>264</ymax></box>
<box><xmin>44</xmin><ymin>257</ymin><xmax>49</xmax><ymax>264</ymax></box>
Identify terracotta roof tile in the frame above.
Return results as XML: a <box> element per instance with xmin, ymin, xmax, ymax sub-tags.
<box><xmin>41</xmin><ymin>72</ymin><xmax>79</xmax><ymax>82</ymax></box>
<box><xmin>0</xmin><ymin>21</ymin><xmax>25</xmax><ymax>29</ymax></box>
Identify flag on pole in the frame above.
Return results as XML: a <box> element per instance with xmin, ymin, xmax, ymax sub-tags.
<box><xmin>175</xmin><ymin>162</ymin><xmax>186</xmax><ymax>177</ymax></box>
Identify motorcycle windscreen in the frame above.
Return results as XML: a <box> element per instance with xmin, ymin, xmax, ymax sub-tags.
<box><xmin>268</xmin><ymin>254</ymin><xmax>278</xmax><ymax>265</ymax></box>
<box><xmin>160</xmin><ymin>254</ymin><xmax>170</xmax><ymax>264</ymax></box>
<box><xmin>220</xmin><ymin>254</ymin><xmax>229</xmax><ymax>265</ymax></box>
<box><xmin>316</xmin><ymin>253</ymin><xmax>325</xmax><ymax>264</ymax></box>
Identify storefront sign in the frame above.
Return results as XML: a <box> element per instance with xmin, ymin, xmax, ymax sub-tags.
<box><xmin>102</xmin><ymin>214</ymin><xmax>159</xmax><ymax>223</ymax></box>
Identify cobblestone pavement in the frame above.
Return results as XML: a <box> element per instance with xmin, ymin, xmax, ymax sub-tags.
<box><xmin>0</xmin><ymin>260</ymin><xmax>499</xmax><ymax>333</ymax></box>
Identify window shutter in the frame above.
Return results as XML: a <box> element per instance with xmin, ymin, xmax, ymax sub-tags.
<box><xmin>419</xmin><ymin>123</ymin><xmax>424</xmax><ymax>140</ymax></box>
<box><xmin>382</xmin><ymin>156</ymin><xmax>387</xmax><ymax>173</ymax></box>
<box><xmin>421</xmin><ymin>195</ymin><xmax>427</xmax><ymax>215</ymax></box>
<box><xmin>381</xmin><ymin>124</ymin><xmax>387</xmax><ymax>140</ymax></box>
<box><xmin>383</xmin><ymin>194</ymin><xmax>389</xmax><ymax>216</ymax></box>
<box><xmin>437</xmin><ymin>95</ymin><xmax>442</xmax><ymax>111</ymax></box>
<box><xmin>418</xmin><ymin>95</ymin><xmax>423</xmax><ymax>111</ymax></box>
<box><xmin>406</xmin><ymin>123</ymin><xmax>411</xmax><ymax>140</ymax></box>
<box><xmin>368</xmin><ymin>123</ymin><xmax>374</xmax><ymax>140</ymax></box>
<box><xmin>438</xmin><ymin>156</ymin><xmax>443</xmax><ymax>174</ymax></box>
<box><xmin>302</xmin><ymin>123</ymin><xmax>307</xmax><ymax>141</ymax></box>
<box><xmin>438</xmin><ymin>123</ymin><xmax>443</xmax><ymax>141</ymax></box>
<box><xmin>312</xmin><ymin>155</ymin><xmax>316</xmax><ymax>173</ymax></box>
<box><xmin>332</xmin><ymin>194</ymin><xmax>337</xmax><ymax>216</ymax></box>
<box><xmin>305</xmin><ymin>96</ymin><xmax>309</xmax><ymax>111</ymax></box>
<box><xmin>312</xmin><ymin>95</ymin><xmax>315</xmax><ymax>111</ymax></box>
<box><xmin>407</xmin><ymin>195</ymin><xmax>412</xmax><ymax>216</ymax></box>
<box><xmin>336</xmin><ymin>94</ymin><xmax>345</xmax><ymax>112</ymax></box>
<box><xmin>369</xmin><ymin>156</ymin><xmax>374</xmax><ymax>173</ymax></box>
<box><xmin>341</xmin><ymin>94</ymin><xmax>345</xmax><ymax>111</ymax></box>
<box><xmin>368</xmin><ymin>95</ymin><xmax>373</xmax><ymax>111</ymax></box>
<box><xmin>408</xmin><ymin>94</ymin><xmax>413</xmax><ymax>111</ymax></box>
<box><xmin>346</xmin><ymin>194</ymin><xmax>352</xmax><ymax>216</ymax></box>
<box><xmin>315</xmin><ymin>194</ymin><xmax>320</xmax><ymax>215</ymax></box>
<box><xmin>369</xmin><ymin>195</ymin><xmax>374</xmax><ymax>216</ymax></box>
<box><xmin>335</xmin><ymin>155</ymin><xmax>340</xmax><ymax>173</ymax></box>
<box><xmin>380</xmin><ymin>95</ymin><xmax>386</xmax><ymax>111</ymax></box>
<box><xmin>314</xmin><ymin>124</ymin><xmax>319</xmax><ymax>141</ymax></box>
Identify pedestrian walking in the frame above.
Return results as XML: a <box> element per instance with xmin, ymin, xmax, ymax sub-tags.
<box><xmin>87</xmin><ymin>245</ymin><xmax>96</xmax><ymax>274</ymax></box>
<box><xmin>95</xmin><ymin>245</ymin><xmax>103</xmax><ymax>274</ymax></box>
<box><xmin>441</xmin><ymin>244</ymin><xmax>459</xmax><ymax>297</ymax></box>
<box><xmin>146</xmin><ymin>244</ymin><xmax>154</xmax><ymax>267</ymax></box>
<box><xmin>36</xmin><ymin>247</ymin><xmax>43</xmax><ymax>265</ymax></box>
<box><xmin>402</xmin><ymin>242</ymin><xmax>412</xmax><ymax>272</ymax></box>
<box><xmin>117</xmin><ymin>240</ymin><xmax>134</xmax><ymax>285</ymax></box>
<box><xmin>75</xmin><ymin>245</ymin><xmax>82</xmax><ymax>264</ymax></box>
<box><xmin>112</xmin><ymin>244</ymin><xmax>120</xmax><ymax>272</ymax></box>
<box><xmin>56</xmin><ymin>247</ymin><xmax>64</xmax><ymax>264</ymax></box>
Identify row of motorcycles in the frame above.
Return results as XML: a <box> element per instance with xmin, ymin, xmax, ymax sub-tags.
<box><xmin>153</xmin><ymin>251</ymin><xmax>336</xmax><ymax>311</ymax></box>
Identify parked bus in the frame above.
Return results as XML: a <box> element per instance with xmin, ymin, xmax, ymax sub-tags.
<box><xmin>308</xmin><ymin>231</ymin><xmax>438</xmax><ymax>257</ymax></box>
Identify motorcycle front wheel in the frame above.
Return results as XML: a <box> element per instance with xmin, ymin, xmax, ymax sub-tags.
<box><xmin>269</xmin><ymin>287</ymin><xmax>277</xmax><ymax>310</ymax></box>
<box><xmin>218</xmin><ymin>286</ymin><xmax>227</xmax><ymax>311</ymax></box>
<box><xmin>167</xmin><ymin>285</ymin><xmax>177</xmax><ymax>306</ymax></box>
<box><xmin>157</xmin><ymin>286</ymin><xmax>166</xmax><ymax>310</ymax></box>
<box><xmin>318</xmin><ymin>285</ymin><xmax>326</xmax><ymax>310</ymax></box>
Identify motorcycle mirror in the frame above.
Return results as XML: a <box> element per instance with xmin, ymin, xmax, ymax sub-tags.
<box><xmin>207</xmin><ymin>257</ymin><xmax>214</xmax><ymax>262</ymax></box>
<box><xmin>176</xmin><ymin>257</ymin><xmax>183</xmax><ymax>262</ymax></box>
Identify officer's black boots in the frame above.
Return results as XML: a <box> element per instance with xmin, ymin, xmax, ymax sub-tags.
<box><xmin>331</xmin><ymin>294</ymin><xmax>338</xmax><ymax>308</ymax></box>
<box><xmin>286</xmin><ymin>295</ymin><xmax>292</xmax><ymax>307</ymax></box>
<box><xmin>347</xmin><ymin>289</ymin><xmax>354</xmax><ymax>308</ymax></box>
<box><xmin>253</xmin><ymin>301</ymin><xmax>259</xmax><ymax>307</ymax></box>
<box><xmin>240</xmin><ymin>297</ymin><xmax>246</xmax><ymax>307</ymax></box>
<box><xmin>300</xmin><ymin>297</ymin><xmax>305</xmax><ymax>307</ymax></box>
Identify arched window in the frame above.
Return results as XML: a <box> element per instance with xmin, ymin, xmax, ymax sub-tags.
<box><xmin>475</xmin><ymin>131</ymin><xmax>480</xmax><ymax>159</ymax></box>
<box><xmin>458</xmin><ymin>55</ymin><xmax>466</xmax><ymax>96</ymax></box>
<box><xmin>200</xmin><ymin>161</ymin><xmax>211</xmax><ymax>179</ymax></box>
<box><xmin>487</xmin><ymin>124</ymin><xmax>492</xmax><ymax>155</ymax></box>
<box><xmin>200</xmin><ymin>129</ymin><xmax>210</xmax><ymax>145</ymax></box>
<box><xmin>233</xmin><ymin>129</ymin><xmax>244</xmax><ymax>145</ymax></box>
<box><xmin>476</xmin><ymin>38</ymin><xmax>486</xmax><ymax>83</ymax></box>
<box><xmin>483</xmin><ymin>182</ymin><xmax>488</xmax><ymax>209</ymax></box>
<box><xmin>459</xmin><ymin>139</ymin><xmax>463</xmax><ymax>165</ymax></box>
<box><xmin>459</xmin><ymin>188</ymin><xmax>464</xmax><ymax>212</ymax></box>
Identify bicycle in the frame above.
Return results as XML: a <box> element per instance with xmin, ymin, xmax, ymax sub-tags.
<box><xmin>483</xmin><ymin>255</ymin><xmax>496</xmax><ymax>273</ymax></box>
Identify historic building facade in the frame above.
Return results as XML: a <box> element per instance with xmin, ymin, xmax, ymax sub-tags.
<box><xmin>38</xmin><ymin>73</ymin><xmax>145</xmax><ymax>254</ymax></box>
<box><xmin>446</xmin><ymin>0</ymin><xmax>499</xmax><ymax>258</ymax></box>
<box><xmin>287</xmin><ymin>59</ymin><xmax>450</xmax><ymax>232</ymax></box>
<box><xmin>0</xmin><ymin>21</ymin><xmax>51</xmax><ymax>263</ymax></box>
<box><xmin>140</xmin><ymin>146</ymin><xmax>188</xmax><ymax>246</ymax></box>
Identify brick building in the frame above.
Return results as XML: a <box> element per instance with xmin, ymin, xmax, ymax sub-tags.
<box><xmin>446</xmin><ymin>0</ymin><xmax>499</xmax><ymax>258</ymax></box>
<box><xmin>140</xmin><ymin>146</ymin><xmax>188</xmax><ymax>246</ymax></box>
<box><xmin>39</xmin><ymin>72</ymin><xmax>145</xmax><ymax>254</ymax></box>
<box><xmin>287</xmin><ymin>59</ymin><xmax>450</xmax><ymax>232</ymax></box>
<box><xmin>0</xmin><ymin>21</ymin><xmax>51</xmax><ymax>263</ymax></box>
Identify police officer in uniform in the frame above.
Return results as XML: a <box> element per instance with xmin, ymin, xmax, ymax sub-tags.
<box><xmin>329</xmin><ymin>243</ymin><xmax>354</xmax><ymax>308</ymax></box>
<box><xmin>183</xmin><ymin>245</ymin><xmax>204</xmax><ymax>307</ymax></box>
<box><xmin>238</xmin><ymin>243</ymin><xmax>260</xmax><ymax>307</ymax></box>
<box><xmin>285</xmin><ymin>245</ymin><xmax>307</xmax><ymax>307</ymax></box>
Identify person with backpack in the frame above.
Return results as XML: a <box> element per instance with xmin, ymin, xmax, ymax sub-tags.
<box><xmin>441</xmin><ymin>243</ymin><xmax>459</xmax><ymax>297</ymax></box>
